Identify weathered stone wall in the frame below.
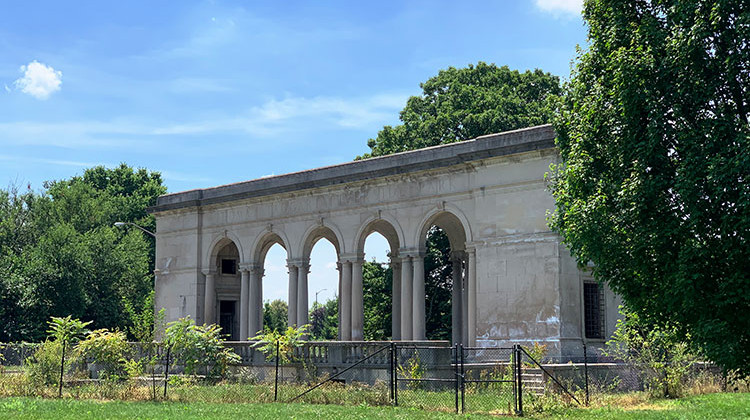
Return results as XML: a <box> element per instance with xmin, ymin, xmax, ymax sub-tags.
<box><xmin>151</xmin><ymin>125</ymin><xmax>616</xmax><ymax>356</ymax></box>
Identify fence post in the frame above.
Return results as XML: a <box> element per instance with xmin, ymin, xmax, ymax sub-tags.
<box><xmin>583</xmin><ymin>343</ymin><xmax>589</xmax><ymax>406</ymax></box>
<box><xmin>274</xmin><ymin>339</ymin><xmax>280</xmax><ymax>402</ymax></box>
<box><xmin>454</xmin><ymin>343</ymin><xmax>459</xmax><ymax>414</ymax></box>
<box><xmin>460</xmin><ymin>343</ymin><xmax>465</xmax><ymax>413</ymax></box>
<box><xmin>515</xmin><ymin>345</ymin><xmax>523</xmax><ymax>416</ymax></box>
<box><xmin>163</xmin><ymin>345</ymin><xmax>170</xmax><ymax>399</ymax></box>
<box><xmin>393</xmin><ymin>343</ymin><xmax>399</xmax><ymax>406</ymax></box>
<box><xmin>389</xmin><ymin>342</ymin><xmax>394</xmax><ymax>404</ymax></box>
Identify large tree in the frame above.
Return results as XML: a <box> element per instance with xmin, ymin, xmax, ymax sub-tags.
<box><xmin>550</xmin><ymin>0</ymin><xmax>749</xmax><ymax>372</ymax></box>
<box><xmin>361</xmin><ymin>62</ymin><xmax>561</xmax><ymax>158</ymax></box>
<box><xmin>0</xmin><ymin>164</ymin><xmax>166</xmax><ymax>341</ymax></box>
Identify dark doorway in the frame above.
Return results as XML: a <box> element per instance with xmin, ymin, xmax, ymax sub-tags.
<box><xmin>219</xmin><ymin>300</ymin><xmax>238</xmax><ymax>341</ymax></box>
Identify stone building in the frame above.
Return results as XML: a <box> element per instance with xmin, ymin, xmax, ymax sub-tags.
<box><xmin>149</xmin><ymin>124</ymin><xmax>620</xmax><ymax>357</ymax></box>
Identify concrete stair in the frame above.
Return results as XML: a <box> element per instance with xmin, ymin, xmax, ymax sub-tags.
<box><xmin>521</xmin><ymin>368</ymin><xmax>545</xmax><ymax>395</ymax></box>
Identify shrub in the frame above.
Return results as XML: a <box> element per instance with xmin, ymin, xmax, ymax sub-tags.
<box><xmin>25</xmin><ymin>340</ymin><xmax>65</xmax><ymax>386</ymax></box>
<box><xmin>250</xmin><ymin>324</ymin><xmax>309</xmax><ymax>364</ymax></box>
<box><xmin>77</xmin><ymin>329</ymin><xmax>130</xmax><ymax>380</ymax></box>
<box><xmin>165</xmin><ymin>317</ymin><xmax>240</xmax><ymax>379</ymax></box>
<box><xmin>603</xmin><ymin>307</ymin><xmax>698</xmax><ymax>398</ymax></box>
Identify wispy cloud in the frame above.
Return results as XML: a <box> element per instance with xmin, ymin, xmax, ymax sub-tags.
<box><xmin>152</xmin><ymin>92</ymin><xmax>408</xmax><ymax>136</ymax></box>
<box><xmin>534</xmin><ymin>0</ymin><xmax>582</xmax><ymax>16</ymax></box>
<box><xmin>14</xmin><ymin>61</ymin><xmax>63</xmax><ymax>99</ymax></box>
<box><xmin>0</xmin><ymin>154</ymin><xmax>111</xmax><ymax>168</ymax></box>
<box><xmin>0</xmin><ymin>92</ymin><xmax>406</xmax><ymax>150</ymax></box>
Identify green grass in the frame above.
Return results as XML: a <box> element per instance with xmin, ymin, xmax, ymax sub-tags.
<box><xmin>0</xmin><ymin>398</ymin><xmax>493</xmax><ymax>419</ymax></box>
<box><xmin>528</xmin><ymin>392</ymin><xmax>750</xmax><ymax>419</ymax></box>
<box><xmin>0</xmin><ymin>393</ymin><xmax>748</xmax><ymax>419</ymax></box>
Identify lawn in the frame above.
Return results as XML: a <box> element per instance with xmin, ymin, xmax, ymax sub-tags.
<box><xmin>0</xmin><ymin>393</ymin><xmax>748</xmax><ymax>419</ymax></box>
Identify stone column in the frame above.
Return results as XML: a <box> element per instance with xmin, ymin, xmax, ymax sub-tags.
<box><xmin>351</xmin><ymin>258</ymin><xmax>364</xmax><ymax>340</ymax></box>
<box><xmin>462</xmin><ymin>254</ymin><xmax>469</xmax><ymax>346</ymax></box>
<box><xmin>341</xmin><ymin>261</ymin><xmax>353</xmax><ymax>341</ymax></box>
<box><xmin>400</xmin><ymin>255</ymin><xmax>413</xmax><ymax>340</ymax></box>
<box><xmin>412</xmin><ymin>254</ymin><xmax>426</xmax><ymax>340</ymax></box>
<box><xmin>248</xmin><ymin>265</ymin><xmax>261</xmax><ymax>337</ymax></box>
<box><xmin>239</xmin><ymin>268</ymin><xmax>250</xmax><ymax>340</ymax></box>
<box><xmin>297</xmin><ymin>261</ymin><xmax>310</xmax><ymax>328</ymax></box>
<box><xmin>337</xmin><ymin>262</ymin><xmax>343</xmax><ymax>340</ymax></box>
<box><xmin>256</xmin><ymin>267</ymin><xmax>264</xmax><ymax>334</ymax></box>
<box><xmin>467</xmin><ymin>248</ymin><xmax>477</xmax><ymax>346</ymax></box>
<box><xmin>287</xmin><ymin>263</ymin><xmax>298</xmax><ymax>327</ymax></box>
<box><xmin>451</xmin><ymin>252</ymin><xmax>464</xmax><ymax>345</ymax></box>
<box><xmin>391</xmin><ymin>259</ymin><xmax>402</xmax><ymax>340</ymax></box>
<box><xmin>203</xmin><ymin>270</ymin><xmax>216</xmax><ymax>325</ymax></box>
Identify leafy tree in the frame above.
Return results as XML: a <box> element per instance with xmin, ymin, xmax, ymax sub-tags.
<box><xmin>424</xmin><ymin>227</ymin><xmax>452</xmax><ymax>341</ymax></box>
<box><xmin>362</xmin><ymin>261</ymin><xmax>391</xmax><ymax>340</ymax></box>
<box><xmin>550</xmin><ymin>0</ymin><xmax>749</xmax><ymax>373</ymax></box>
<box><xmin>263</xmin><ymin>299</ymin><xmax>288</xmax><ymax>334</ymax></box>
<box><xmin>361</xmin><ymin>62</ymin><xmax>560</xmax><ymax>158</ymax></box>
<box><xmin>0</xmin><ymin>164</ymin><xmax>165</xmax><ymax>342</ymax></box>
<box><xmin>309</xmin><ymin>297</ymin><xmax>338</xmax><ymax>340</ymax></box>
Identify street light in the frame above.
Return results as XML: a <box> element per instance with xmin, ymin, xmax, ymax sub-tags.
<box><xmin>114</xmin><ymin>221</ymin><xmax>156</xmax><ymax>238</ymax></box>
<box><xmin>315</xmin><ymin>288</ymin><xmax>327</xmax><ymax>307</ymax></box>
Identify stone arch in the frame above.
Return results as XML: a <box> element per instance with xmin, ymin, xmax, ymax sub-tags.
<box><xmin>299</xmin><ymin>221</ymin><xmax>344</xmax><ymax>259</ymax></box>
<box><xmin>353</xmin><ymin>212</ymin><xmax>404</xmax><ymax>256</ymax></box>
<box><xmin>204</xmin><ymin>231</ymin><xmax>245</xmax><ymax>270</ymax></box>
<box><xmin>415</xmin><ymin>205</ymin><xmax>472</xmax><ymax>251</ymax></box>
<box><xmin>415</xmin><ymin>205</ymin><xmax>473</xmax><ymax>345</ymax></box>
<box><xmin>250</xmin><ymin>229</ymin><xmax>292</xmax><ymax>265</ymax></box>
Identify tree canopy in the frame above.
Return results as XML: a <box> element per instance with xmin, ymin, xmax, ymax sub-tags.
<box><xmin>550</xmin><ymin>0</ymin><xmax>749</xmax><ymax>372</ymax></box>
<box><xmin>360</xmin><ymin>62</ymin><xmax>561</xmax><ymax>158</ymax></box>
<box><xmin>0</xmin><ymin>164</ymin><xmax>165</xmax><ymax>341</ymax></box>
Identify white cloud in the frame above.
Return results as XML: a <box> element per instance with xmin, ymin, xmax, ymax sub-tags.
<box><xmin>534</xmin><ymin>0</ymin><xmax>582</xmax><ymax>15</ymax></box>
<box><xmin>14</xmin><ymin>61</ymin><xmax>63</xmax><ymax>99</ymax></box>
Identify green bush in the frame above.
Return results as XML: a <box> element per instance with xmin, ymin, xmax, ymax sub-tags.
<box><xmin>78</xmin><ymin>329</ymin><xmax>130</xmax><ymax>380</ymax></box>
<box><xmin>250</xmin><ymin>324</ymin><xmax>309</xmax><ymax>364</ymax></box>
<box><xmin>603</xmin><ymin>307</ymin><xmax>698</xmax><ymax>398</ymax></box>
<box><xmin>25</xmin><ymin>341</ymin><xmax>66</xmax><ymax>386</ymax></box>
<box><xmin>165</xmin><ymin>317</ymin><xmax>240</xmax><ymax>379</ymax></box>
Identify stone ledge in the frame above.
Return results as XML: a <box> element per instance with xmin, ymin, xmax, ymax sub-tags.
<box><xmin>149</xmin><ymin>124</ymin><xmax>555</xmax><ymax>213</ymax></box>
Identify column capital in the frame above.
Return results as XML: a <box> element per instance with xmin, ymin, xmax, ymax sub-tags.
<box><xmin>239</xmin><ymin>263</ymin><xmax>262</xmax><ymax>274</ymax></box>
<box><xmin>287</xmin><ymin>258</ymin><xmax>309</xmax><ymax>268</ymax></box>
<box><xmin>338</xmin><ymin>253</ymin><xmax>364</xmax><ymax>263</ymax></box>
<box><xmin>201</xmin><ymin>269</ymin><xmax>216</xmax><ymax>276</ymax></box>
<box><xmin>397</xmin><ymin>247</ymin><xmax>425</xmax><ymax>259</ymax></box>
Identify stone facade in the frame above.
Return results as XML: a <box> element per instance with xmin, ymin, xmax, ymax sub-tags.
<box><xmin>149</xmin><ymin>125</ymin><xmax>620</xmax><ymax>357</ymax></box>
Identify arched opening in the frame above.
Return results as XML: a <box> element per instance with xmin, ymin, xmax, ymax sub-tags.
<box><xmin>307</xmin><ymin>238</ymin><xmax>339</xmax><ymax>340</ymax></box>
<box><xmin>261</xmin><ymin>243</ymin><xmax>288</xmax><ymax>334</ymax></box>
<box><xmin>301</xmin><ymin>225</ymin><xmax>342</xmax><ymax>339</ymax></box>
<box><xmin>362</xmin><ymin>231</ymin><xmax>393</xmax><ymax>340</ymax></box>
<box><xmin>419</xmin><ymin>212</ymin><xmax>468</xmax><ymax>344</ymax></box>
<box><xmin>206</xmin><ymin>239</ymin><xmax>241</xmax><ymax>340</ymax></box>
<box><xmin>253</xmin><ymin>233</ymin><xmax>288</xmax><ymax>337</ymax></box>
<box><xmin>356</xmin><ymin>219</ymin><xmax>401</xmax><ymax>340</ymax></box>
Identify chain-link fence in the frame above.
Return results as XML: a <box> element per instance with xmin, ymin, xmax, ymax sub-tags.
<box><xmin>0</xmin><ymin>340</ymin><xmax>729</xmax><ymax>414</ymax></box>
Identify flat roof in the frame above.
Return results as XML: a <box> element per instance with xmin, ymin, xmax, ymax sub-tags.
<box><xmin>149</xmin><ymin>124</ymin><xmax>556</xmax><ymax>213</ymax></box>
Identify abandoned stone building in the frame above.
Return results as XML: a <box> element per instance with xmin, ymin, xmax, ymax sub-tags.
<box><xmin>149</xmin><ymin>124</ymin><xmax>620</xmax><ymax>358</ymax></box>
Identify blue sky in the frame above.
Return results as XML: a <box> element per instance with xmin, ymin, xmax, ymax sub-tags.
<box><xmin>0</xmin><ymin>0</ymin><xmax>586</xmax><ymax>306</ymax></box>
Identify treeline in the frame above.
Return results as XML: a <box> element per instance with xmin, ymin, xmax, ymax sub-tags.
<box><xmin>0</xmin><ymin>164</ymin><xmax>165</xmax><ymax>342</ymax></box>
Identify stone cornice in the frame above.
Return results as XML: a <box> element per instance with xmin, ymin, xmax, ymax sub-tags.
<box><xmin>149</xmin><ymin>124</ymin><xmax>555</xmax><ymax>214</ymax></box>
